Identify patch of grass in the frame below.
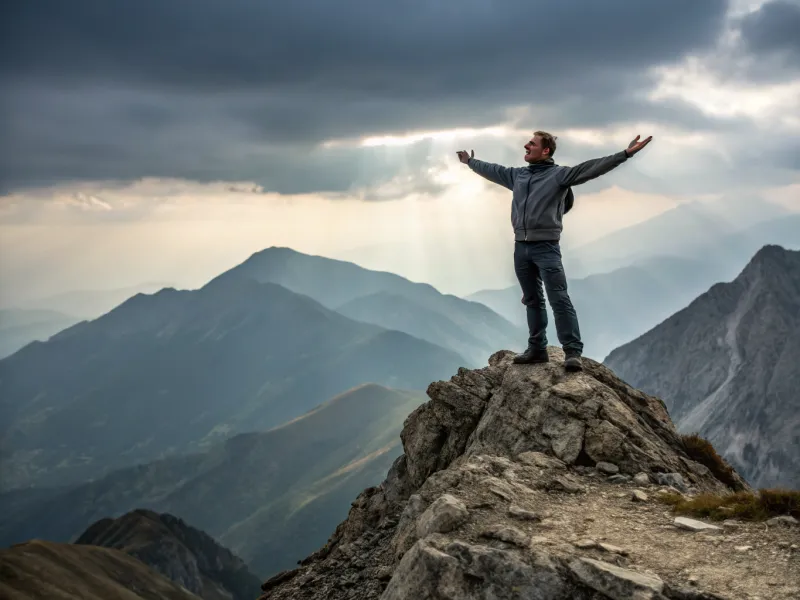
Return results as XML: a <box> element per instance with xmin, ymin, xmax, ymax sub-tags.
<box><xmin>681</xmin><ymin>433</ymin><xmax>744</xmax><ymax>490</ymax></box>
<box><xmin>658</xmin><ymin>488</ymin><xmax>800</xmax><ymax>521</ymax></box>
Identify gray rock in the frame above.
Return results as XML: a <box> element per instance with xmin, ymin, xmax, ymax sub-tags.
<box><xmin>655</xmin><ymin>472</ymin><xmax>688</xmax><ymax>492</ymax></box>
<box><xmin>517</xmin><ymin>451</ymin><xmax>567</xmax><ymax>470</ymax></box>
<box><xmin>631</xmin><ymin>490</ymin><xmax>649</xmax><ymax>502</ymax></box>
<box><xmin>508</xmin><ymin>505</ymin><xmax>540</xmax><ymax>521</ymax></box>
<box><xmin>479</xmin><ymin>524</ymin><xmax>530</xmax><ymax>548</ymax></box>
<box><xmin>416</xmin><ymin>494</ymin><xmax>469</xmax><ymax>538</ymax></box>
<box><xmin>568</xmin><ymin>557</ymin><xmax>665</xmax><ymax>600</ymax></box>
<box><xmin>382</xmin><ymin>538</ymin><xmax>574</xmax><ymax>600</ymax></box>
<box><xmin>766</xmin><ymin>515</ymin><xmax>798</xmax><ymax>527</ymax></box>
<box><xmin>598</xmin><ymin>542</ymin><xmax>629</xmax><ymax>556</ymax></box>
<box><xmin>673</xmin><ymin>517</ymin><xmax>722</xmax><ymax>533</ymax></box>
<box><xmin>608</xmin><ymin>474</ymin><xmax>631</xmax><ymax>484</ymax></box>
<box><xmin>596</xmin><ymin>461</ymin><xmax>620</xmax><ymax>475</ymax></box>
<box><xmin>548</xmin><ymin>476</ymin><xmax>584</xmax><ymax>494</ymax></box>
<box><xmin>489</xmin><ymin>486</ymin><xmax>513</xmax><ymax>501</ymax></box>
<box><xmin>530</xmin><ymin>536</ymin><xmax>551</xmax><ymax>545</ymax></box>
<box><xmin>633</xmin><ymin>472</ymin><xmax>651</xmax><ymax>485</ymax></box>
<box><xmin>574</xmin><ymin>539</ymin><xmax>598</xmax><ymax>549</ymax></box>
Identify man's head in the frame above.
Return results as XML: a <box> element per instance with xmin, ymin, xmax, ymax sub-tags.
<box><xmin>524</xmin><ymin>131</ymin><xmax>557</xmax><ymax>163</ymax></box>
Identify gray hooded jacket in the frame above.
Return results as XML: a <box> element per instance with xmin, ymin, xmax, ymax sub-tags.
<box><xmin>468</xmin><ymin>150</ymin><xmax>629</xmax><ymax>241</ymax></box>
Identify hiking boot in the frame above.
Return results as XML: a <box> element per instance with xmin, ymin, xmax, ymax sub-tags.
<box><xmin>512</xmin><ymin>347</ymin><xmax>549</xmax><ymax>364</ymax></box>
<box><xmin>564</xmin><ymin>351</ymin><xmax>583</xmax><ymax>372</ymax></box>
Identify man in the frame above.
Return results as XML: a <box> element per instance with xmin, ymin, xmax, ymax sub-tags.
<box><xmin>457</xmin><ymin>131</ymin><xmax>652</xmax><ymax>371</ymax></box>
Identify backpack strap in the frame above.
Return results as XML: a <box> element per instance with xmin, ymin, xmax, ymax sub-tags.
<box><xmin>564</xmin><ymin>187</ymin><xmax>575</xmax><ymax>214</ymax></box>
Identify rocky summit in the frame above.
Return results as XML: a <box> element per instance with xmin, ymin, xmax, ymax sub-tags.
<box><xmin>259</xmin><ymin>349</ymin><xmax>799</xmax><ymax>600</ymax></box>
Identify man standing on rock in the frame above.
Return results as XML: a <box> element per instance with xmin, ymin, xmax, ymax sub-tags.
<box><xmin>457</xmin><ymin>131</ymin><xmax>652</xmax><ymax>371</ymax></box>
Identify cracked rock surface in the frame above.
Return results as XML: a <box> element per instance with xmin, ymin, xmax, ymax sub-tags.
<box><xmin>259</xmin><ymin>348</ymin><xmax>798</xmax><ymax>600</ymax></box>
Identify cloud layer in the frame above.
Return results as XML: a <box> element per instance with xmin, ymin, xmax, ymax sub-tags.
<box><xmin>2</xmin><ymin>0</ymin><xmax>742</xmax><ymax>194</ymax></box>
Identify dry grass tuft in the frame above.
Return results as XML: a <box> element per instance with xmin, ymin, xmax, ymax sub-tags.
<box><xmin>658</xmin><ymin>488</ymin><xmax>800</xmax><ymax>521</ymax></box>
<box><xmin>681</xmin><ymin>433</ymin><xmax>744</xmax><ymax>490</ymax></box>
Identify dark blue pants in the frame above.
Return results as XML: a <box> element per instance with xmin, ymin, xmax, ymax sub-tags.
<box><xmin>513</xmin><ymin>240</ymin><xmax>583</xmax><ymax>355</ymax></box>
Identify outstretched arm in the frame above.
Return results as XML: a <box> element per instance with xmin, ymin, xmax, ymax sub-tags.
<box><xmin>457</xmin><ymin>149</ymin><xmax>515</xmax><ymax>190</ymax></box>
<box><xmin>557</xmin><ymin>135</ymin><xmax>653</xmax><ymax>187</ymax></box>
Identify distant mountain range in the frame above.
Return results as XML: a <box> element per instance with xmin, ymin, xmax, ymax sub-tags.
<box><xmin>468</xmin><ymin>213</ymin><xmax>800</xmax><ymax>360</ymax></box>
<box><xmin>11</xmin><ymin>282</ymin><xmax>175</xmax><ymax>319</ymax></box>
<box><xmin>0</xmin><ymin>383</ymin><xmax>425</xmax><ymax>577</ymax></box>
<box><xmin>565</xmin><ymin>197</ymin><xmax>796</xmax><ymax>276</ymax></box>
<box><xmin>76</xmin><ymin>509</ymin><xmax>262</xmax><ymax>600</ymax></box>
<box><xmin>216</xmin><ymin>246</ymin><xmax>522</xmax><ymax>365</ymax></box>
<box><xmin>0</xmin><ymin>264</ymin><xmax>461</xmax><ymax>491</ymax></box>
<box><xmin>0</xmin><ymin>309</ymin><xmax>81</xmax><ymax>359</ymax></box>
<box><xmin>605</xmin><ymin>245</ymin><xmax>800</xmax><ymax>489</ymax></box>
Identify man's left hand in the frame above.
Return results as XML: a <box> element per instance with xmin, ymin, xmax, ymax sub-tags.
<box><xmin>625</xmin><ymin>135</ymin><xmax>653</xmax><ymax>157</ymax></box>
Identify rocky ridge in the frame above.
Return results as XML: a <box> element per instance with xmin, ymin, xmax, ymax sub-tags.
<box><xmin>0</xmin><ymin>539</ymin><xmax>201</xmax><ymax>600</ymax></box>
<box><xmin>259</xmin><ymin>349</ymin><xmax>799</xmax><ymax>600</ymax></box>
<box><xmin>605</xmin><ymin>245</ymin><xmax>800</xmax><ymax>489</ymax></box>
<box><xmin>75</xmin><ymin>509</ymin><xmax>262</xmax><ymax>600</ymax></box>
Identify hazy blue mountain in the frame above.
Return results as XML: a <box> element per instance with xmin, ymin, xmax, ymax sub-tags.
<box><xmin>0</xmin><ymin>384</ymin><xmax>425</xmax><ymax>578</ymax></box>
<box><xmin>468</xmin><ymin>212</ymin><xmax>800</xmax><ymax>360</ymax></box>
<box><xmin>215</xmin><ymin>246</ymin><xmax>524</xmax><ymax>362</ymax></box>
<box><xmin>605</xmin><ymin>245</ymin><xmax>800</xmax><ymax>489</ymax></box>
<box><xmin>0</xmin><ymin>309</ymin><xmax>81</xmax><ymax>358</ymax></box>
<box><xmin>335</xmin><ymin>291</ymin><xmax>516</xmax><ymax>366</ymax></box>
<box><xmin>565</xmin><ymin>197</ymin><xmax>793</xmax><ymax>277</ymax></box>
<box><xmin>17</xmin><ymin>282</ymin><xmax>175</xmax><ymax>319</ymax></box>
<box><xmin>0</xmin><ymin>274</ymin><xmax>463</xmax><ymax>491</ymax></box>
<box><xmin>76</xmin><ymin>509</ymin><xmax>262</xmax><ymax>600</ymax></box>
<box><xmin>467</xmin><ymin>255</ymin><xmax>729</xmax><ymax>361</ymax></box>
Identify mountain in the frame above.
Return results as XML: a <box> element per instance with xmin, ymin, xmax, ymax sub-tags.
<box><xmin>0</xmin><ymin>539</ymin><xmax>200</xmax><ymax>600</ymax></box>
<box><xmin>257</xmin><ymin>349</ymin><xmax>797</xmax><ymax>600</ymax></box>
<box><xmin>467</xmin><ymin>255</ymin><xmax>729</xmax><ymax>360</ymax></box>
<box><xmin>216</xmin><ymin>246</ymin><xmax>523</xmax><ymax>364</ymax></box>
<box><xmin>605</xmin><ymin>245</ymin><xmax>800</xmax><ymax>488</ymax></box>
<box><xmin>335</xmin><ymin>291</ymin><xmax>507</xmax><ymax>367</ymax></box>
<box><xmin>0</xmin><ymin>384</ymin><xmax>426</xmax><ymax>577</ymax></box>
<box><xmin>76</xmin><ymin>509</ymin><xmax>262</xmax><ymax>600</ymax></box>
<box><xmin>0</xmin><ymin>309</ymin><xmax>81</xmax><ymax>359</ymax></box>
<box><xmin>565</xmin><ymin>197</ymin><xmax>793</xmax><ymax>277</ymax></box>
<box><xmin>0</xmin><ymin>273</ymin><xmax>463</xmax><ymax>491</ymax></box>
<box><xmin>17</xmin><ymin>281</ymin><xmax>175</xmax><ymax>319</ymax></box>
<box><xmin>468</xmin><ymin>211</ymin><xmax>800</xmax><ymax>361</ymax></box>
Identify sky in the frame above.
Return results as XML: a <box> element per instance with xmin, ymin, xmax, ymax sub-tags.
<box><xmin>1</xmin><ymin>0</ymin><xmax>799</xmax><ymax>305</ymax></box>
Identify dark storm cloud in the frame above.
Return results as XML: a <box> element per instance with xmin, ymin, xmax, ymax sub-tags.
<box><xmin>739</xmin><ymin>1</ymin><xmax>800</xmax><ymax>65</ymax></box>
<box><xmin>1</xmin><ymin>0</ymin><xmax>731</xmax><ymax>193</ymax></box>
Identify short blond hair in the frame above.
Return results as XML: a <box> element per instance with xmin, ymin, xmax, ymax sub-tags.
<box><xmin>534</xmin><ymin>130</ymin><xmax>557</xmax><ymax>157</ymax></box>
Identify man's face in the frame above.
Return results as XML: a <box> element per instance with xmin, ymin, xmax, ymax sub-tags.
<box><xmin>524</xmin><ymin>135</ymin><xmax>549</xmax><ymax>163</ymax></box>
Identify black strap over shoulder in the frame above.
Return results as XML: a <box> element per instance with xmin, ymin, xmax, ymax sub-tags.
<box><xmin>564</xmin><ymin>188</ymin><xmax>575</xmax><ymax>214</ymax></box>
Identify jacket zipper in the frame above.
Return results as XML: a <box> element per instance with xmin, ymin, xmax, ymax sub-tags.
<box><xmin>523</xmin><ymin>174</ymin><xmax>532</xmax><ymax>240</ymax></box>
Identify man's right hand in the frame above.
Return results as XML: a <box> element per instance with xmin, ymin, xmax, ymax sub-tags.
<box><xmin>456</xmin><ymin>150</ymin><xmax>474</xmax><ymax>164</ymax></box>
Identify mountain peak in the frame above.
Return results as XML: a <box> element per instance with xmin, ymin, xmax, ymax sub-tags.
<box><xmin>604</xmin><ymin>244</ymin><xmax>800</xmax><ymax>489</ymax></box>
<box><xmin>259</xmin><ymin>349</ymin><xmax>768</xmax><ymax>600</ymax></box>
<box><xmin>76</xmin><ymin>509</ymin><xmax>262</xmax><ymax>600</ymax></box>
<box><xmin>743</xmin><ymin>244</ymin><xmax>798</xmax><ymax>273</ymax></box>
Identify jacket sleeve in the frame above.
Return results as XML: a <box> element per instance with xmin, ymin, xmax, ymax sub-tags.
<box><xmin>467</xmin><ymin>158</ymin><xmax>515</xmax><ymax>190</ymax></box>
<box><xmin>556</xmin><ymin>150</ymin><xmax>629</xmax><ymax>187</ymax></box>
